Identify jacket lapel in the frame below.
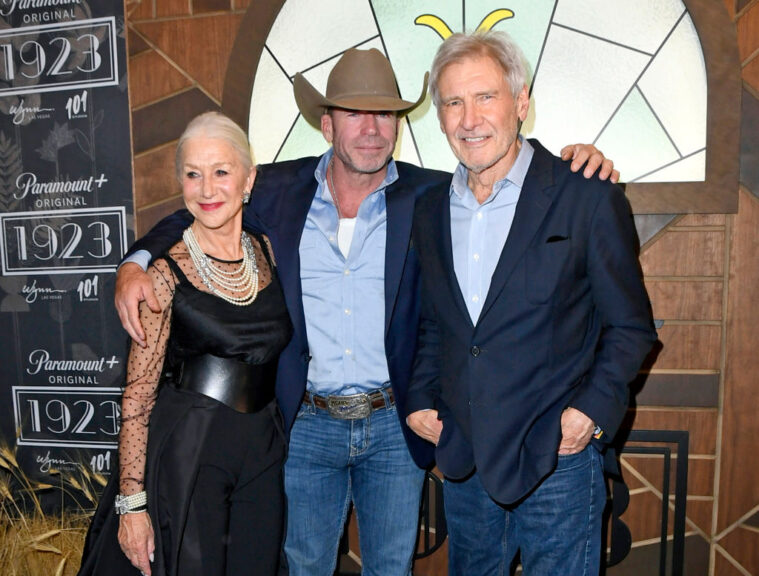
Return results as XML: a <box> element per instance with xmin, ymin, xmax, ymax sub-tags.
<box><xmin>429</xmin><ymin>187</ymin><xmax>474</xmax><ymax>329</ymax></box>
<box><xmin>255</xmin><ymin>160</ymin><xmax>318</xmax><ymax>340</ymax></box>
<box><xmin>478</xmin><ymin>145</ymin><xmax>555</xmax><ymax>323</ymax></box>
<box><xmin>384</xmin><ymin>176</ymin><xmax>415</xmax><ymax>336</ymax></box>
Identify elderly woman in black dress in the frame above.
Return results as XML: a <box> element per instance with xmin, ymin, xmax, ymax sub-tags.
<box><xmin>79</xmin><ymin>111</ymin><xmax>292</xmax><ymax>576</ymax></box>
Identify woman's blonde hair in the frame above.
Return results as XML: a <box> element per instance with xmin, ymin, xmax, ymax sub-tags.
<box><xmin>175</xmin><ymin>111</ymin><xmax>254</xmax><ymax>180</ymax></box>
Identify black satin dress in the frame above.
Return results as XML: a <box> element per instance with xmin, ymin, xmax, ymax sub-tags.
<box><xmin>79</xmin><ymin>234</ymin><xmax>292</xmax><ymax>576</ymax></box>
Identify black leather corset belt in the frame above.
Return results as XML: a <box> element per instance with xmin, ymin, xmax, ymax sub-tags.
<box><xmin>175</xmin><ymin>353</ymin><xmax>277</xmax><ymax>413</ymax></box>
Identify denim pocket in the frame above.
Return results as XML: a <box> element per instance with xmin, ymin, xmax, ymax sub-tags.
<box><xmin>555</xmin><ymin>446</ymin><xmax>593</xmax><ymax>472</ymax></box>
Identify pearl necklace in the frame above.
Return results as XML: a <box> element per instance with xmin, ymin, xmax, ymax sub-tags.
<box><xmin>182</xmin><ymin>226</ymin><xmax>259</xmax><ymax>306</ymax></box>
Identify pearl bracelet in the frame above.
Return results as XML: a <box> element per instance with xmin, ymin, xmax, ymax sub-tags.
<box><xmin>114</xmin><ymin>491</ymin><xmax>147</xmax><ymax>515</ymax></box>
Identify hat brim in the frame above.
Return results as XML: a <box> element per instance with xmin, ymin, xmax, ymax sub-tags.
<box><xmin>293</xmin><ymin>72</ymin><xmax>429</xmax><ymax>129</ymax></box>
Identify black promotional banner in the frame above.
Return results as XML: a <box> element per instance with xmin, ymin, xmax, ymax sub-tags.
<box><xmin>0</xmin><ymin>0</ymin><xmax>132</xmax><ymax>497</ymax></box>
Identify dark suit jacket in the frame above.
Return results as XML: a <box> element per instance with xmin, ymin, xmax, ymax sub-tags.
<box><xmin>129</xmin><ymin>156</ymin><xmax>449</xmax><ymax>469</ymax></box>
<box><xmin>406</xmin><ymin>140</ymin><xmax>657</xmax><ymax>504</ymax></box>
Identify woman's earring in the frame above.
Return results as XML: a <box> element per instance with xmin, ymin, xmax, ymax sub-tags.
<box><xmin>242</xmin><ymin>190</ymin><xmax>251</xmax><ymax>204</ymax></box>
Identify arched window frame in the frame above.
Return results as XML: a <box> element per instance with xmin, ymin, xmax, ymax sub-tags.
<box><xmin>222</xmin><ymin>0</ymin><xmax>741</xmax><ymax>214</ymax></box>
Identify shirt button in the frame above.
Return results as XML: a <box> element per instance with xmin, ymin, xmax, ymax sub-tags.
<box><xmin>344</xmin><ymin>269</ymin><xmax>350</xmax><ymax>275</ymax></box>
<box><xmin>476</xmin><ymin>213</ymin><xmax>483</xmax><ymax>220</ymax></box>
<box><xmin>471</xmin><ymin>346</ymin><xmax>480</xmax><ymax>357</ymax></box>
<box><xmin>344</xmin><ymin>308</ymin><xmax>351</xmax><ymax>315</ymax></box>
<box><xmin>471</xmin><ymin>295</ymin><xmax>479</xmax><ymax>303</ymax></box>
<box><xmin>473</xmin><ymin>253</ymin><xmax>480</xmax><ymax>262</ymax></box>
<box><xmin>345</xmin><ymin>349</ymin><xmax>352</xmax><ymax>355</ymax></box>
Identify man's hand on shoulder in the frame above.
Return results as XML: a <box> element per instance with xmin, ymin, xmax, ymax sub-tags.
<box><xmin>115</xmin><ymin>262</ymin><xmax>159</xmax><ymax>347</ymax></box>
<box><xmin>561</xmin><ymin>144</ymin><xmax>620</xmax><ymax>183</ymax></box>
<box><xmin>407</xmin><ymin>410</ymin><xmax>443</xmax><ymax>445</ymax></box>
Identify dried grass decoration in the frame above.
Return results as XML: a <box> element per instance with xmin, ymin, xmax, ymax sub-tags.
<box><xmin>0</xmin><ymin>442</ymin><xmax>105</xmax><ymax>576</ymax></box>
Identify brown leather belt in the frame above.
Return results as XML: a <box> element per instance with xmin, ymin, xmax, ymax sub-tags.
<box><xmin>303</xmin><ymin>387</ymin><xmax>394</xmax><ymax>420</ymax></box>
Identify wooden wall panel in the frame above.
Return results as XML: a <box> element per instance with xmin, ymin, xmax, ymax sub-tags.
<box><xmin>645</xmin><ymin>280</ymin><xmax>722</xmax><ymax>321</ymax></box>
<box><xmin>743</xmin><ymin>56</ymin><xmax>759</xmax><ymax>92</ymax></box>
<box><xmin>745</xmin><ymin>513</ymin><xmax>759</xmax><ymax>529</ymax></box>
<box><xmin>128</xmin><ymin>50</ymin><xmax>192</xmax><ymax>109</ymax></box>
<box><xmin>723</xmin><ymin>0</ymin><xmax>736</xmax><ymax>19</ymax></box>
<box><xmin>156</xmin><ymin>0</ymin><xmax>191</xmax><ymax>18</ymax></box>
<box><xmin>128</xmin><ymin>28</ymin><xmax>150</xmax><ymax>56</ymax></box>
<box><xmin>718</xmin><ymin>190</ymin><xmax>759</xmax><ymax>532</ymax></box>
<box><xmin>686</xmin><ymin>499</ymin><xmax>714</xmax><ymax>536</ymax></box>
<box><xmin>632</xmin><ymin>373</ymin><xmax>720</xmax><ymax>407</ymax></box>
<box><xmin>134</xmin><ymin>14</ymin><xmax>244</xmax><ymax>102</ymax></box>
<box><xmin>131</xmin><ymin>88</ymin><xmax>219</xmax><ymax>154</ymax></box>
<box><xmin>677</xmin><ymin>214</ymin><xmax>727</xmax><ymax>226</ymax></box>
<box><xmin>624</xmin><ymin>471</ymin><xmax>646</xmax><ymax>491</ymax></box>
<box><xmin>623</xmin><ymin>491</ymin><xmax>677</xmax><ymax>542</ymax></box>
<box><xmin>710</xmin><ymin>6</ymin><xmax>759</xmax><ymax>572</ymax></box>
<box><xmin>195</xmin><ymin>0</ymin><xmax>231</xmax><ymax>13</ymax></box>
<box><xmin>415</xmin><ymin>543</ymin><xmax>449</xmax><ymax>576</ymax></box>
<box><xmin>128</xmin><ymin>0</ymin><xmax>153</xmax><ymax>20</ymax></box>
<box><xmin>624</xmin><ymin>456</ymin><xmax>714</xmax><ymax>496</ymax></box>
<box><xmin>713</xmin><ymin>554</ymin><xmax>746</xmax><ymax>576</ymax></box>
<box><xmin>651</xmin><ymin>325</ymin><xmax>721</xmax><ymax>370</ymax></box>
<box><xmin>719</xmin><ymin>528</ymin><xmax>759</xmax><ymax>575</ymax></box>
<box><xmin>133</xmin><ymin>145</ymin><xmax>179</xmax><ymax>207</ymax></box>
<box><xmin>629</xmin><ymin>410</ymin><xmax>717</xmax><ymax>455</ymax></box>
<box><xmin>737</xmin><ymin>2</ymin><xmax>759</xmax><ymax>59</ymax></box>
<box><xmin>687</xmin><ymin>459</ymin><xmax>716</xmax><ymax>498</ymax></box>
<box><xmin>136</xmin><ymin>196</ymin><xmax>186</xmax><ymax>238</ymax></box>
<box><xmin>639</xmin><ymin>231</ymin><xmax>724</xmax><ymax>277</ymax></box>
<box><xmin>607</xmin><ymin>537</ymin><xmax>710</xmax><ymax>576</ymax></box>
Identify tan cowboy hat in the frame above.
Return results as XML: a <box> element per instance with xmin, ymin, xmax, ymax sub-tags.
<box><xmin>293</xmin><ymin>48</ymin><xmax>428</xmax><ymax>128</ymax></box>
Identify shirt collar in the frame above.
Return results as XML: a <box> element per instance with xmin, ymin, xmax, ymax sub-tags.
<box><xmin>450</xmin><ymin>136</ymin><xmax>534</xmax><ymax>201</ymax></box>
<box><xmin>315</xmin><ymin>149</ymin><xmax>399</xmax><ymax>202</ymax></box>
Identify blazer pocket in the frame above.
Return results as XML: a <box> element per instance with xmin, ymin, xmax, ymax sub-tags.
<box><xmin>525</xmin><ymin>238</ymin><xmax>572</xmax><ymax>304</ymax></box>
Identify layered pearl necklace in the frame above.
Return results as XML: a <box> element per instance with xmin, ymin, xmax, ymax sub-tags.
<box><xmin>182</xmin><ymin>226</ymin><xmax>259</xmax><ymax>306</ymax></box>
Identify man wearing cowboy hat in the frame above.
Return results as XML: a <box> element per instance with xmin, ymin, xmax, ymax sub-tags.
<box><xmin>114</xmin><ymin>47</ymin><xmax>617</xmax><ymax>575</ymax></box>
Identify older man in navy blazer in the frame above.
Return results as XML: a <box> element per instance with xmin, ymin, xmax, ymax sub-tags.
<box><xmin>406</xmin><ymin>31</ymin><xmax>657</xmax><ymax>576</ymax></box>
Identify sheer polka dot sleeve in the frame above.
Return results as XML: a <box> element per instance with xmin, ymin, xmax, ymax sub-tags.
<box><xmin>118</xmin><ymin>258</ymin><xmax>176</xmax><ymax>496</ymax></box>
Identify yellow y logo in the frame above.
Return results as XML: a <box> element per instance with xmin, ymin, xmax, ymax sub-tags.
<box><xmin>414</xmin><ymin>8</ymin><xmax>515</xmax><ymax>40</ymax></box>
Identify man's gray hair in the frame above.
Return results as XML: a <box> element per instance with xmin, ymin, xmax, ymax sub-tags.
<box><xmin>428</xmin><ymin>30</ymin><xmax>529</xmax><ymax>107</ymax></box>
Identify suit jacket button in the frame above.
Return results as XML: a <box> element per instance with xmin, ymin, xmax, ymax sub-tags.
<box><xmin>470</xmin><ymin>346</ymin><xmax>480</xmax><ymax>357</ymax></box>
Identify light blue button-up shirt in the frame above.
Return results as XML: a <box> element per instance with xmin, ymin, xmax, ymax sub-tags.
<box><xmin>300</xmin><ymin>150</ymin><xmax>396</xmax><ymax>395</ymax></box>
<box><xmin>450</xmin><ymin>137</ymin><xmax>534</xmax><ymax>323</ymax></box>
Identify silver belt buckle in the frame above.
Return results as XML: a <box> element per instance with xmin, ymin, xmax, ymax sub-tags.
<box><xmin>327</xmin><ymin>393</ymin><xmax>371</xmax><ymax>419</ymax></box>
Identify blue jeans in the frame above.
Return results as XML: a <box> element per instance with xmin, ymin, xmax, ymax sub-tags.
<box><xmin>284</xmin><ymin>400</ymin><xmax>426</xmax><ymax>576</ymax></box>
<box><xmin>445</xmin><ymin>445</ymin><xmax>606</xmax><ymax>576</ymax></box>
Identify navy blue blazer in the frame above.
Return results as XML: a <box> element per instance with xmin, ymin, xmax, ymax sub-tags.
<box><xmin>406</xmin><ymin>140</ymin><xmax>657</xmax><ymax>504</ymax></box>
<box><xmin>129</xmin><ymin>156</ymin><xmax>449</xmax><ymax>469</ymax></box>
